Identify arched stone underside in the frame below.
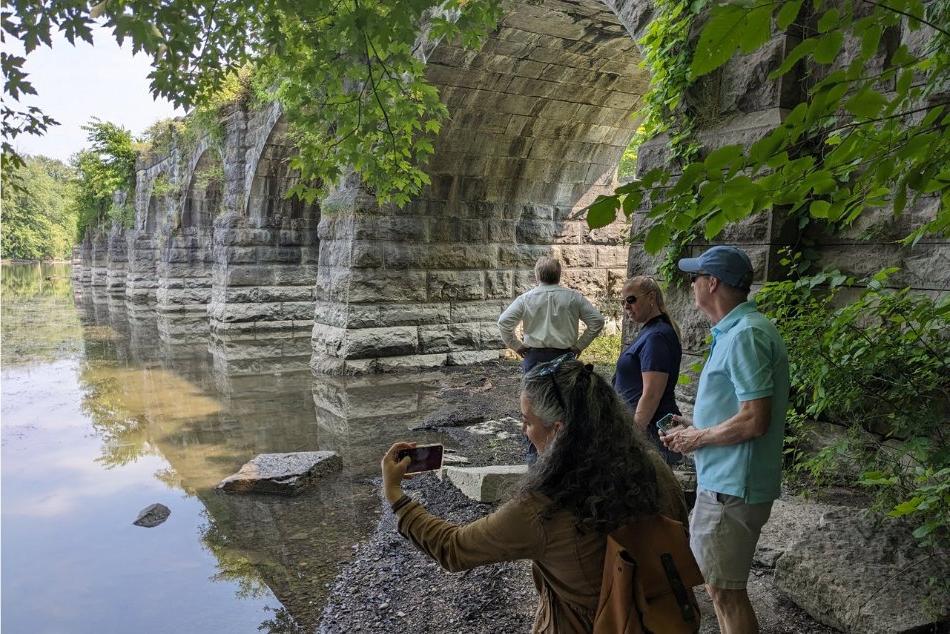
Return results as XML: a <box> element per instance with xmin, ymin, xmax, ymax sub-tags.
<box><xmin>156</xmin><ymin>149</ymin><xmax>224</xmax><ymax>338</ymax></box>
<box><xmin>209</xmin><ymin>114</ymin><xmax>320</xmax><ymax>375</ymax></box>
<box><xmin>126</xmin><ymin>159</ymin><xmax>177</xmax><ymax>309</ymax></box>
<box><xmin>311</xmin><ymin>0</ymin><xmax>648</xmax><ymax>373</ymax></box>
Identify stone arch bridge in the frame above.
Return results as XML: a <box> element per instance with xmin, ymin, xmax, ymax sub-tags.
<box><xmin>76</xmin><ymin>0</ymin><xmax>947</xmax><ymax>373</ymax></box>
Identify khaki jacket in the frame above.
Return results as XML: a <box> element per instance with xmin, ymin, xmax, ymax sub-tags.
<box><xmin>395</xmin><ymin>453</ymin><xmax>689</xmax><ymax>634</ymax></box>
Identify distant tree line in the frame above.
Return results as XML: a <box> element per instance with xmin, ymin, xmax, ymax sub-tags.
<box><xmin>1</xmin><ymin>155</ymin><xmax>76</xmax><ymax>260</ymax></box>
<box><xmin>1</xmin><ymin>119</ymin><xmax>136</xmax><ymax>260</ymax></box>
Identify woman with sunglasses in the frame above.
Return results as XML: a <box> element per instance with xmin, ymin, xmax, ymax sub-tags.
<box><xmin>381</xmin><ymin>357</ymin><xmax>689</xmax><ymax>633</ymax></box>
<box><xmin>614</xmin><ymin>276</ymin><xmax>684</xmax><ymax>465</ymax></box>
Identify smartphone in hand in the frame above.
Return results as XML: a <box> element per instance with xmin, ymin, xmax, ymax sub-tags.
<box><xmin>655</xmin><ymin>413</ymin><xmax>678</xmax><ymax>435</ymax></box>
<box><xmin>396</xmin><ymin>444</ymin><xmax>444</xmax><ymax>473</ymax></box>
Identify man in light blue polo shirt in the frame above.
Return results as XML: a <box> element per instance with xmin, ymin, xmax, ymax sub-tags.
<box><xmin>662</xmin><ymin>245</ymin><xmax>789</xmax><ymax>634</ymax></box>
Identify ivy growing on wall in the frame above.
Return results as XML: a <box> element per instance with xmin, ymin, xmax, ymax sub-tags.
<box><xmin>587</xmin><ymin>0</ymin><xmax>949</xmax><ymax>252</ymax></box>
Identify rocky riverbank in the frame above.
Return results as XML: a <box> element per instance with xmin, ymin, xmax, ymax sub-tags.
<box><xmin>315</xmin><ymin>361</ymin><xmax>948</xmax><ymax>633</ymax></box>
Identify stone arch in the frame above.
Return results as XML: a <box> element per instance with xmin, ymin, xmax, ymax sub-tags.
<box><xmin>243</xmin><ymin>113</ymin><xmax>319</xmax><ymax>226</ymax></box>
<box><xmin>181</xmin><ymin>148</ymin><xmax>224</xmax><ymax>231</ymax></box>
<box><xmin>311</xmin><ymin>0</ymin><xmax>653</xmax><ymax>372</ymax></box>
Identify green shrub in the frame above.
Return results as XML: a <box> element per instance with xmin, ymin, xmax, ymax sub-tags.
<box><xmin>757</xmin><ymin>268</ymin><xmax>949</xmax><ymax>547</ymax></box>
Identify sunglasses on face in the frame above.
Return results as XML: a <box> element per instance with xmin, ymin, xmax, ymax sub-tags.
<box><xmin>623</xmin><ymin>295</ymin><xmax>638</xmax><ymax>306</ymax></box>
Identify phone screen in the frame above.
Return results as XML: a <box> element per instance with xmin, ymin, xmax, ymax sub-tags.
<box><xmin>397</xmin><ymin>444</ymin><xmax>444</xmax><ymax>473</ymax></box>
<box><xmin>655</xmin><ymin>413</ymin><xmax>676</xmax><ymax>433</ymax></box>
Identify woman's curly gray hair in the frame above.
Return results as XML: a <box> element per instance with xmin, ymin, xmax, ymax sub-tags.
<box><xmin>518</xmin><ymin>358</ymin><xmax>659</xmax><ymax>534</ymax></box>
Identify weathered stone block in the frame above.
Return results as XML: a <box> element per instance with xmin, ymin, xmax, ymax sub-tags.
<box><xmin>498</xmin><ymin>244</ymin><xmax>552</xmax><ymax>267</ymax></box>
<box><xmin>555</xmin><ymin>245</ymin><xmax>596</xmax><ymax>267</ymax></box>
<box><xmin>427</xmin><ymin>270</ymin><xmax>485</xmax><ymax>301</ymax></box>
<box><xmin>445</xmin><ymin>464</ymin><xmax>528</xmax><ymax>502</ymax></box>
<box><xmin>775</xmin><ymin>509</ymin><xmax>950</xmax><ymax>634</ymax></box>
<box><xmin>447</xmin><ymin>349</ymin><xmax>502</xmax><ymax>366</ymax></box>
<box><xmin>217</xmin><ymin>451</ymin><xmax>342</xmax><ymax>496</ymax></box>
<box><xmin>341</xmin><ymin>326</ymin><xmax>418</xmax><ymax>359</ymax></box>
<box><xmin>485</xmin><ymin>271</ymin><xmax>514</xmax><ymax>299</ymax></box>
<box><xmin>418</xmin><ymin>324</ymin><xmax>480</xmax><ymax>354</ymax></box>
<box><xmin>450</xmin><ymin>300</ymin><xmax>508</xmax><ymax>324</ymax></box>
<box><xmin>343</xmin><ymin>270</ymin><xmax>428</xmax><ymax>304</ymax></box>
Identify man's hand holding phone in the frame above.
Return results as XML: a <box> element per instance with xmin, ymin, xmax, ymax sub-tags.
<box><xmin>660</xmin><ymin>415</ymin><xmax>707</xmax><ymax>453</ymax></box>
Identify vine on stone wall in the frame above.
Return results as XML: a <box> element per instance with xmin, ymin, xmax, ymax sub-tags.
<box><xmin>598</xmin><ymin>0</ymin><xmax>708</xmax><ymax>284</ymax></box>
<box><xmin>586</xmin><ymin>0</ymin><xmax>949</xmax><ymax>256</ymax></box>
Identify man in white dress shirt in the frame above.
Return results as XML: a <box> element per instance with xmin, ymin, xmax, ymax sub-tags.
<box><xmin>498</xmin><ymin>256</ymin><xmax>605</xmax><ymax>372</ymax></box>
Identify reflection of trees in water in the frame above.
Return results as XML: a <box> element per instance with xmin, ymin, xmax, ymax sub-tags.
<box><xmin>1</xmin><ymin>262</ymin><xmax>73</xmax><ymax>299</ymax></box>
<box><xmin>199</xmin><ymin>508</ymin><xmax>270</xmax><ymax>601</ymax></box>
<box><xmin>258</xmin><ymin>607</ymin><xmax>308</xmax><ymax>634</ymax></box>
<box><xmin>78</xmin><ymin>365</ymin><xmax>156</xmax><ymax>468</ymax></box>
<box><xmin>2</xmin><ymin>262</ymin><xmax>83</xmax><ymax>364</ymax></box>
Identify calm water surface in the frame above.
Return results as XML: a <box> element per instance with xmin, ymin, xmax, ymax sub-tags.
<box><xmin>1</xmin><ymin>263</ymin><xmax>448</xmax><ymax>633</ymax></box>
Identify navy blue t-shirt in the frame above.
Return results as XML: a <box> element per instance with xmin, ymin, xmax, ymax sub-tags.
<box><xmin>614</xmin><ymin>315</ymin><xmax>682</xmax><ymax>421</ymax></box>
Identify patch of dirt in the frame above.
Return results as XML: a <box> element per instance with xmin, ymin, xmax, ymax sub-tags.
<box><xmin>317</xmin><ymin>474</ymin><xmax>535</xmax><ymax>634</ymax></box>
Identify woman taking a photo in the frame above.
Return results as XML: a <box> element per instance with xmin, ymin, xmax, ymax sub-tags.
<box><xmin>614</xmin><ymin>276</ymin><xmax>684</xmax><ymax>465</ymax></box>
<box><xmin>380</xmin><ymin>357</ymin><xmax>689</xmax><ymax>633</ymax></box>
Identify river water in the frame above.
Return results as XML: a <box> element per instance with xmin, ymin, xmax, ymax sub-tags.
<box><xmin>1</xmin><ymin>262</ymin><xmax>450</xmax><ymax>633</ymax></box>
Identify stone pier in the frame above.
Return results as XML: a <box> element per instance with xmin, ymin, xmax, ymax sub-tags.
<box><xmin>105</xmin><ymin>225</ymin><xmax>128</xmax><ymax>299</ymax></box>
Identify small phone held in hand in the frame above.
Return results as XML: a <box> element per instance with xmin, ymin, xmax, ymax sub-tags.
<box><xmin>655</xmin><ymin>413</ymin><xmax>677</xmax><ymax>434</ymax></box>
<box><xmin>396</xmin><ymin>444</ymin><xmax>444</xmax><ymax>473</ymax></box>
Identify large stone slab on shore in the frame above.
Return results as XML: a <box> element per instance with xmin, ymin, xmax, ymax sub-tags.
<box><xmin>445</xmin><ymin>464</ymin><xmax>528</xmax><ymax>503</ymax></box>
<box><xmin>775</xmin><ymin>508</ymin><xmax>950</xmax><ymax>634</ymax></box>
<box><xmin>217</xmin><ymin>451</ymin><xmax>342</xmax><ymax>496</ymax></box>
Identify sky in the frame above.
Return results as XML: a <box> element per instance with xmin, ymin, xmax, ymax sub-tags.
<box><xmin>6</xmin><ymin>26</ymin><xmax>186</xmax><ymax>164</ymax></box>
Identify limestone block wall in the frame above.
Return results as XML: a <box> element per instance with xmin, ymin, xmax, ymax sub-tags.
<box><xmin>310</xmin><ymin>0</ymin><xmax>649</xmax><ymax>373</ymax></box>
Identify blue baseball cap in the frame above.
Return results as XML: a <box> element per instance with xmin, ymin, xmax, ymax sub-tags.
<box><xmin>678</xmin><ymin>245</ymin><xmax>754</xmax><ymax>290</ymax></box>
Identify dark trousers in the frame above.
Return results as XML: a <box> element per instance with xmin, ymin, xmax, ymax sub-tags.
<box><xmin>521</xmin><ymin>347</ymin><xmax>572</xmax><ymax>463</ymax></box>
<box><xmin>521</xmin><ymin>347</ymin><xmax>572</xmax><ymax>372</ymax></box>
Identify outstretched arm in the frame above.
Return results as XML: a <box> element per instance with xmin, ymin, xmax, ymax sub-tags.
<box><xmin>381</xmin><ymin>443</ymin><xmax>545</xmax><ymax>572</ymax></box>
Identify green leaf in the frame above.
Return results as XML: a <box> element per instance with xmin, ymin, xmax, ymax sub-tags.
<box><xmin>814</xmin><ymin>31</ymin><xmax>844</xmax><ymax>64</ymax></box>
<box><xmin>690</xmin><ymin>4</ymin><xmax>747</xmax><ymax>77</ymax></box>
<box><xmin>776</xmin><ymin>0</ymin><xmax>804</xmax><ymax>29</ymax></box>
<box><xmin>739</xmin><ymin>4</ymin><xmax>772</xmax><ymax>53</ymax></box>
<box><xmin>704</xmin><ymin>144</ymin><xmax>743</xmax><ymax>171</ymax></box>
<box><xmin>704</xmin><ymin>210</ymin><xmax>728</xmax><ymax>238</ymax></box>
<box><xmin>622</xmin><ymin>189</ymin><xmax>644</xmax><ymax>216</ymax></box>
<box><xmin>644</xmin><ymin>223</ymin><xmax>670</xmax><ymax>254</ymax></box>
<box><xmin>750</xmin><ymin>132</ymin><xmax>785</xmax><ymax>163</ymax></box>
<box><xmin>809</xmin><ymin>200</ymin><xmax>831</xmax><ymax>218</ymax></box>
<box><xmin>587</xmin><ymin>195</ymin><xmax>620</xmax><ymax>229</ymax></box>
<box><xmin>844</xmin><ymin>87</ymin><xmax>888</xmax><ymax>118</ymax></box>
<box><xmin>889</xmin><ymin>497</ymin><xmax>923</xmax><ymax>517</ymax></box>
<box><xmin>769</xmin><ymin>38</ymin><xmax>816</xmax><ymax>79</ymax></box>
<box><xmin>860</xmin><ymin>23</ymin><xmax>883</xmax><ymax>58</ymax></box>
<box><xmin>817</xmin><ymin>8</ymin><xmax>839</xmax><ymax>33</ymax></box>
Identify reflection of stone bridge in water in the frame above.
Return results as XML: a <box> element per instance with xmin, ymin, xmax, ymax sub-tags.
<box><xmin>75</xmin><ymin>288</ymin><xmax>465</xmax><ymax>630</ymax></box>
<box><xmin>78</xmin><ymin>0</ymin><xmax>921</xmax><ymax>374</ymax></box>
